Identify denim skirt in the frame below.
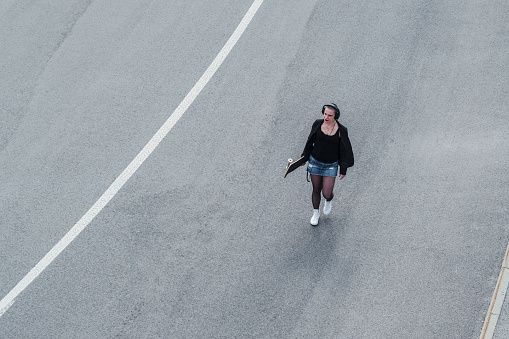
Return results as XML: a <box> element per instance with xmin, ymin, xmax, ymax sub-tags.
<box><xmin>306</xmin><ymin>155</ymin><xmax>338</xmax><ymax>177</ymax></box>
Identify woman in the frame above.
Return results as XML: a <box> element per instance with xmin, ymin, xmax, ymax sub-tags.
<box><xmin>301</xmin><ymin>103</ymin><xmax>354</xmax><ymax>226</ymax></box>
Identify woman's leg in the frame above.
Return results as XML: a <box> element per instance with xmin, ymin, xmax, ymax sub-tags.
<box><xmin>321</xmin><ymin>176</ymin><xmax>336</xmax><ymax>215</ymax></box>
<box><xmin>321</xmin><ymin>176</ymin><xmax>336</xmax><ymax>201</ymax></box>
<box><xmin>310</xmin><ymin>174</ymin><xmax>323</xmax><ymax>209</ymax></box>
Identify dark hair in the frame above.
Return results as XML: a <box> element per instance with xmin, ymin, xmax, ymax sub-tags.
<box><xmin>322</xmin><ymin>103</ymin><xmax>340</xmax><ymax>119</ymax></box>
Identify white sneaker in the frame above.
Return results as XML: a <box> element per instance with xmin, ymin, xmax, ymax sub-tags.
<box><xmin>310</xmin><ymin>209</ymin><xmax>320</xmax><ymax>226</ymax></box>
<box><xmin>323</xmin><ymin>200</ymin><xmax>332</xmax><ymax>215</ymax></box>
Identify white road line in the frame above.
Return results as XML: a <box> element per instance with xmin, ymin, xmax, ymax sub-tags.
<box><xmin>0</xmin><ymin>0</ymin><xmax>264</xmax><ymax>318</ymax></box>
<box><xmin>480</xmin><ymin>241</ymin><xmax>509</xmax><ymax>339</ymax></box>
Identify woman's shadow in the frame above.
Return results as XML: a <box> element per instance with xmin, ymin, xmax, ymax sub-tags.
<box><xmin>287</xmin><ymin>214</ymin><xmax>349</xmax><ymax>283</ymax></box>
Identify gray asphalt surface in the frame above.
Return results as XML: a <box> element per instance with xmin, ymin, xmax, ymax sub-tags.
<box><xmin>1</xmin><ymin>0</ymin><xmax>508</xmax><ymax>338</ymax></box>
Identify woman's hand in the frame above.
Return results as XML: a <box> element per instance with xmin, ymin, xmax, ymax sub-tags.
<box><xmin>339</xmin><ymin>174</ymin><xmax>345</xmax><ymax>180</ymax></box>
<box><xmin>300</xmin><ymin>162</ymin><xmax>307</xmax><ymax>167</ymax></box>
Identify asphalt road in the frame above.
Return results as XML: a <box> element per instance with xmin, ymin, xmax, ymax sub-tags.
<box><xmin>1</xmin><ymin>0</ymin><xmax>508</xmax><ymax>338</ymax></box>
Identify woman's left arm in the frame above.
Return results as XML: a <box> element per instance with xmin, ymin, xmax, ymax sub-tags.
<box><xmin>338</xmin><ymin>124</ymin><xmax>354</xmax><ymax>177</ymax></box>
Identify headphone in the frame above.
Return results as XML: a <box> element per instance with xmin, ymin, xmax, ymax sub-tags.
<box><xmin>322</xmin><ymin>103</ymin><xmax>340</xmax><ymax>119</ymax></box>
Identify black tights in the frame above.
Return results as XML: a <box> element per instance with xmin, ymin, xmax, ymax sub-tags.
<box><xmin>310</xmin><ymin>174</ymin><xmax>336</xmax><ymax>209</ymax></box>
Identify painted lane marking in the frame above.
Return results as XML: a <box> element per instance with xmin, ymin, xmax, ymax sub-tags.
<box><xmin>0</xmin><ymin>0</ymin><xmax>265</xmax><ymax>318</ymax></box>
<box><xmin>480</xmin><ymin>241</ymin><xmax>509</xmax><ymax>339</ymax></box>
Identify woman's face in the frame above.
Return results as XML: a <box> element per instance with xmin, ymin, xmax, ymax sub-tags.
<box><xmin>323</xmin><ymin>107</ymin><xmax>336</xmax><ymax>122</ymax></box>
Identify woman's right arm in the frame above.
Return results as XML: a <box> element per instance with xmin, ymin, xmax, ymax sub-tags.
<box><xmin>301</xmin><ymin>120</ymin><xmax>320</xmax><ymax>160</ymax></box>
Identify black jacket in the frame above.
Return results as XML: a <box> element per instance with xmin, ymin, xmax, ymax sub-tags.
<box><xmin>301</xmin><ymin>119</ymin><xmax>354</xmax><ymax>175</ymax></box>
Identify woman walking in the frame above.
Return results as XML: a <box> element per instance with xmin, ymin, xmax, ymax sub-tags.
<box><xmin>301</xmin><ymin>103</ymin><xmax>354</xmax><ymax>226</ymax></box>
